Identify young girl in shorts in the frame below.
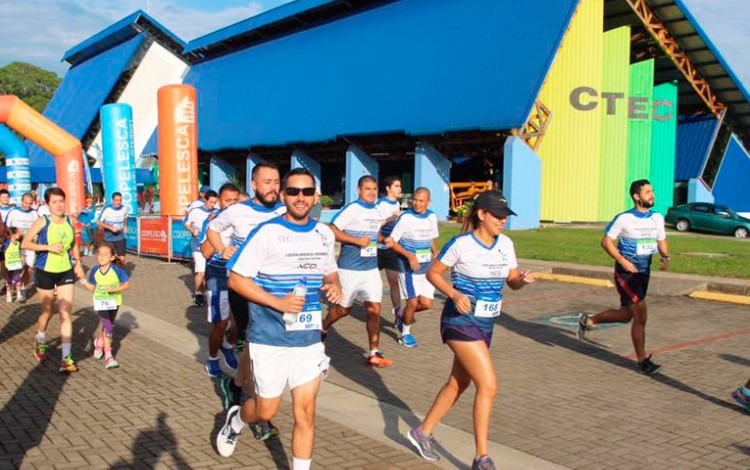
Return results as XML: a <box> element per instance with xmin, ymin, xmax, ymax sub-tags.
<box><xmin>80</xmin><ymin>244</ymin><xmax>131</xmax><ymax>369</ymax></box>
<box><xmin>4</xmin><ymin>228</ymin><xmax>24</xmax><ymax>303</ymax></box>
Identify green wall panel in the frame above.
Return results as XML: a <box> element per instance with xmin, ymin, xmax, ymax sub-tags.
<box><xmin>625</xmin><ymin>60</ymin><xmax>655</xmax><ymax>207</ymax></box>
<box><xmin>650</xmin><ymin>82</ymin><xmax>678</xmax><ymax>214</ymax></box>
<box><xmin>598</xmin><ymin>27</ymin><xmax>630</xmax><ymax>220</ymax></box>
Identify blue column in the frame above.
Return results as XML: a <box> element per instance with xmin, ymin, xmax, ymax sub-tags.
<box><xmin>0</xmin><ymin>124</ymin><xmax>31</xmax><ymax>205</ymax></box>
<box><xmin>209</xmin><ymin>156</ymin><xmax>236</xmax><ymax>191</ymax></box>
<box><xmin>345</xmin><ymin>146</ymin><xmax>378</xmax><ymax>204</ymax></box>
<box><xmin>291</xmin><ymin>150</ymin><xmax>321</xmax><ymax>190</ymax></box>
<box><xmin>414</xmin><ymin>143</ymin><xmax>450</xmax><ymax>220</ymax></box>
<box><xmin>100</xmin><ymin>104</ymin><xmax>138</xmax><ymax>215</ymax></box>
<box><xmin>503</xmin><ymin>136</ymin><xmax>541</xmax><ymax>230</ymax></box>
<box><xmin>245</xmin><ymin>152</ymin><xmax>264</xmax><ymax>195</ymax></box>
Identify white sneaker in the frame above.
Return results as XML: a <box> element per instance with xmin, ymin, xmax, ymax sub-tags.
<box><xmin>216</xmin><ymin>405</ymin><xmax>242</xmax><ymax>457</ymax></box>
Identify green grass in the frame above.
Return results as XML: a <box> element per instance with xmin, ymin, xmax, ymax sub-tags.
<box><xmin>437</xmin><ymin>223</ymin><xmax>750</xmax><ymax>280</ymax></box>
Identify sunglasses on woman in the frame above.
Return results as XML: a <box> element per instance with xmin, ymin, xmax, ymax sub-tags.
<box><xmin>284</xmin><ymin>187</ymin><xmax>316</xmax><ymax>196</ymax></box>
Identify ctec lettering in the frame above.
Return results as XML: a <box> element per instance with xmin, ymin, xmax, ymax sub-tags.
<box><xmin>570</xmin><ymin>87</ymin><xmax>673</xmax><ymax>121</ymax></box>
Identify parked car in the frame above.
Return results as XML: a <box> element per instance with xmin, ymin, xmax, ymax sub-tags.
<box><xmin>665</xmin><ymin>203</ymin><xmax>750</xmax><ymax>238</ymax></box>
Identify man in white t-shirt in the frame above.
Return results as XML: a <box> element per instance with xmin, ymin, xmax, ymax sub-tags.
<box><xmin>577</xmin><ymin>179</ymin><xmax>669</xmax><ymax>375</ymax></box>
<box><xmin>5</xmin><ymin>192</ymin><xmax>39</xmax><ymax>298</ymax></box>
<box><xmin>216</xmin><ymin>168</ymin><xmax>342</xmax><ymax>470</ymax></box>
<box><xmin>184</xmin><ymin>190</ymin><xmax>218</xmax><ymax>306</ymax></box>
<box><xmin>385</xmin><ymin>187</ymin><xmax>439</xmax><ymax>348</ymax></box>
<box><xmin>322</xmin><ymin>175</ymin><xmax>392</xmax><ymax>367</ymax></box>
<box><xmin>376</xmin><ymin>175</ymin><xmax>403</xmax><ymax>320</ymax></box>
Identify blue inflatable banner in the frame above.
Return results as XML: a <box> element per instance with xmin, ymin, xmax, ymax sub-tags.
<box><xmin>100</xmin><ymin>104</ymin><xmax>138</xmax><ymax>215</ymax></box>
<box><xmin>0</xmin><ymin>124</ymin><xmax>31</xmax><ymax>204</ymax></box>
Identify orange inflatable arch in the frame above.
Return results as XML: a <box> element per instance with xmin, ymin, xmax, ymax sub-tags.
<box><xmin>0</xmin><ymin>95</ymin><xmax>85</xmax><ymax>215</ymax></box>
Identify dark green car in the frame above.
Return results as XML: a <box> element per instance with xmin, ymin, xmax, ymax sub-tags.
<box><xmin>665</xmin><ymin>203</ymin><xmax>750</xmax><ymax>238</ymax></box>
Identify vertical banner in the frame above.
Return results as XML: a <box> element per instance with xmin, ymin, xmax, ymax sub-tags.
<box><xmin>126</xmin><ymin>216</ymin><xmax>138</xmax><ymax>252</ymax></box>
<box><xmin>138</xmin><ymin>216</ymin><xmax>170</xmax><ymax>256</ymax></box>
<box><xmin>170</xmin><ymin>216</ymin><xmax>193</xmax><ymax>259</ymax></box>
<box><xmin>157</xmin><ymin>85</ymin><xmax>198</xmax><ymax>216</ymax></box>
<box><xmin>101</xmin><ymin>104</ymin><xmax>138</xmax><ymax>214</ymax></box>
<box><xmin>0</xmin><ymin>124</ymin><xmax>31</xmax><ymax>204</ymax></box>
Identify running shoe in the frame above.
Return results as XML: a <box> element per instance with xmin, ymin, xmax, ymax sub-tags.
<box><xmin>234</xmin><ymin>339</ymin><xmax>245</xmax><ymax>353</ymax></box>
<box><xmin>250</xmin><ymin>420</ymin><xmax>279</xmax><ymax>441</ymax></box>
<box><xmin>18</xmin><ymin>291</ymin><xmax>26</xmax><ymax>303</ymax></box>
<box><xmin>399</xmin><ymin>333</ymin><xmax>418</xmax><ymax>348</ymax></box>
<box><xmin>105</xmin><ymin>357</ymin><xmax>120</xmax><ymax>369</ymax></box>
<box><xmin>220</xmin><ymin>377</ymin><xmax>243</xmax><ymax>410</ymax></box>
<box><xmin>93</xmin><ymin>337</ymin><xmax>104</xmax><ymax>360</ymax></box>
<box><xmin>732</xmin><ymin>388</ymin><xmax>750</xmax><ymax>412</ymax></box>
<box><xmin>367</xmin><ymin>351</ymin><xmax>393</xmax><ymax>367</ymax></box>
<box><xmin>194</xmin><ymin>293</ymin><xmax>205</xmax><ymax>307</ymax></box>
<box><xmin>220</xmin><ymin>346</ymin><xmax>238</xmax><ymax>371</ymax></box>
<box><xmin>6</xmin><ymin>293</ymin><xmax>12</xmax><ymax>303</ymax></box>
<box><xmin>576</xmin><ymin>313</ymin><xmax>590</xmax><ymax>340</ymax></box>
<box><xmin>34</xmin><ymin>341</ymin><xmax>49</xmax><ymax>362</ymax></box>
<box><xmin>216</xmin><ymin>405</ymin><xmax>242</xmax><ymax>457</ymax></box>
<box><xmin>205</xmin><ymin>358</ymin><xmax>223</xmax><ymax>378</ymax></box>
<box><xmin>638</xmin><ymin>355</ymin><xmax>661</xmax><ymax>375</ymax></box>
<box><xmin>59</xmin><ymin>355</ymin><xmax>78</xmax><ymax>373</ymax></box>
<box><xmin>472</xmin><ymin>455</ymin><xmax>497</xmax><ymax>470</ymax></box>
<box><xmin>407</xmin><ymin>427</ymin><xmax>439</xmax><ymax>462</ymax></box>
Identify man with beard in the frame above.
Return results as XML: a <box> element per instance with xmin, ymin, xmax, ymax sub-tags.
<box><xmin>577</xmin><ymin>179</ymin><xmax>670</xmax><ymax>375</ymax></box>
<box><xmin>206</xmin><ymin>162</ymin><xmax>286</xmax><ymax>437</ymax></box>
<box><xmin>216</xmin><ymin>168</ymin><xmax>341</xmax><ymax>470</ymax></box>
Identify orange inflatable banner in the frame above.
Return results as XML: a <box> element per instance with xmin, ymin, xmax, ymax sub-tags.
<box><xmin>157</xmin><ymin>85</ymin><xmax>198</xmax><ymax>216</ymax></box>
<box><xmin>0</xmin><ymin>95</ymin><xmax>85</xmax><ymax>215</ymax></box>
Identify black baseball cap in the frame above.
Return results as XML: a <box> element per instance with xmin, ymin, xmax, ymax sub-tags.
<box><xmin>474</xmin><ymin>191</ymin><xmax>516</xmax><ymax>218</ymax></box>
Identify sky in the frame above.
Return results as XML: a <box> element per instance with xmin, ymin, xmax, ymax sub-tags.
<box><xmin>0</xmin><ymin>0</ymin><xmax>748</xmax><ymax>93</ymax></box>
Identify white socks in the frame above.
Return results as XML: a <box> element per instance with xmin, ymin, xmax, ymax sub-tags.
<box><xmin>230</xmin><ymin>412</ymin><xmax>246</xmax><ymax>434</ymax></box>
<box><xmin>401</xmin><ymin>324</ymin><xmax>411</xmax><ymax>336</ymax></box>
<box><xmin>293</xmin><ymin>457</ymin><xmax>312</xmax><ymax>470</ymax></box>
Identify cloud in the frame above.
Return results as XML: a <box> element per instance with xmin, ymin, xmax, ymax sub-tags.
<box><xmin>0</xmin><ymin>0</ymin><xmax>284</xmax><ymax>75</ymax></box>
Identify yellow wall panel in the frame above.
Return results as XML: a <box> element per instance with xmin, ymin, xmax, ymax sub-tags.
<box><xmin>537</xmin><ymin>0</ymin><xmax>604</xmax><ymax>222</ymax></box>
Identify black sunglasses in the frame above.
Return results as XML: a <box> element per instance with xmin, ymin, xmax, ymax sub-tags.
<box><xmin>284</xmin><ymin>187</ymin><xmax>316</xmax><ymax>196</ymax></box>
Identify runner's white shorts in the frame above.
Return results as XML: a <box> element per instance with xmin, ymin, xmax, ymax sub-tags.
<box><xmin>248</xmin><ymin>342</ymin><xmax>330</xmax><ymax>398</ymax></box>
<box><xmin>22</xmin><ymin>249</ymin><xmax>35</xmax><ymax>268</ymax></box>
<box><xmin>206</xmin><ymin>276</ymin><xmax>230</xmax><ymax>323</ymax></box>
<box><xmin>338</xmin><ymin>268</ymin><xmax>383</xmax><ymax>308</ymax></box>
<box><xmin>193</xmin><ymin>251</ymin><xmax>206</xmax><ymax>273</ymax></box>
<box><xmin>399</xmin><ymin>271</ymin><xmax>435</xmax><ymax>300</ymax></box>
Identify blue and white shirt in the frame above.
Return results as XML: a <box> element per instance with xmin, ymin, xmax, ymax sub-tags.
<box><xmin>389</xmin><ymin>209</ymin><xmax>439</xmax><ymax>275</ymax></box>
<box><xmin>208</xmin><ymin>200</ymin><xmax>286</xmax><ymax>248</ymax></box>
<box><xmin>185</xmin><ymin>206</ymin><xmax>217</xmax><ymax>252</ymax></box>
<box><xmin>0</xmin><ymin>204</ymin><xmax>15</xmax><ymax>222</ymax></box>
<box><xmin>438</xmin><ymin>232</ymin><xmax>517</xmax><ymax>333</ymax></box>
<box><xmin>187</xmin><ymin>198</ymin><xmax>204</xmax><ymax>213</ymax></box>
<box><xmin>604</xmin><ymin>209</ymin><xmax>666</xmax><ymax>274</ymax></box>
<box><xmin>199</xmin><ymin>213</ymin><xmax>231</xmax><ymax>279</ymax></box>
<box><xmin>228</xmin><ymin>216</ymin><xmax>337</xmax><ymax>347</ymax></box>
<box><xmin>376</xmin><ymin>197</ymin><xmax>400</xmax><ymax>247</ymax></box>
<box><xmin>97</xmin><ymin>205</ymin><xmax>130</xmax><ymax>242</ymax></box>
<box><xmin>330</xmin><ymin>199</ymin><xmax>383</xmax><ymax>271</ymax></box>
<box><xmin>4</xmin><ymin>207</ymin><xmax>38</xmax><ymax>233</ymax></box>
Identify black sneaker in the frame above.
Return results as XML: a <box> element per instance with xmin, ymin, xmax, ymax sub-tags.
<box><xmin>576</xmin><ymin>313</ymin><xmax>590</xmax><ymax>340</ymax></box>
<box><xmin>194</xmin><ymin>294</ymin><xmax>205</xmax><ymax>307</ymax></box>
<box><xmin>250</xmin><ymin>420</ymin><xmax>279</xmax><ymax>441</ymax></box>
<box><xmin>220</xmin><ymin>377</ymin><xmax>243</xmax><ymax>410</ymax></box>
<box><xmin>638</xmin><ymin>355</ymin><xmax>661</xmax><ymax>375</ymax></box>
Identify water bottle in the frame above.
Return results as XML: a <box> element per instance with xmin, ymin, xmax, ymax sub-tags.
<box><xmin>283</xmin><ymin>277</ymin><xmax>308</xmax><ymax>325</ymax></box>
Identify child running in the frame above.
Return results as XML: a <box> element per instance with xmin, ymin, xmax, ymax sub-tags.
<box><xmin>79</xmin><ymin>244</ymin><xmax>131</xmax><ymax>369</ymax></box>
<box><xmin>4</xmin><ymin>227</ymin><xmax>24</xmax><ymax>303</ymax></box>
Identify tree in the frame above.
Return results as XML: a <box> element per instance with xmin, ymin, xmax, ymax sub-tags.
<box><xmin>0</xmin><ymin>62</ymin><xmax>61</xmax><ymax>113</ymax></box>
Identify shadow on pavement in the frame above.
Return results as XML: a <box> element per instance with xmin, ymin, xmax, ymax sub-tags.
<box><xmin>0</xmin><ymin>308</ymin><xmax>114</xmax><ymax>468</ymax></box>
<box><xmin>110</xmin><ymin>411</ymin><xmax>190</xmax><ymax>469</ymax></box>
<box><xmin>326</xmin><ymin>317</ymin><xmax>466</xmax><ymax>469</ymax></box>
<box><xmin>720</xmin><ymin>353</ymin><xmax>750</xmax><ymax>368</ymax></box>
<box><xmin>500</xmin><ymin>312</ymin><xmax>744</xmax><ymax>414</ymax></box>
<box><xmin>0</xmin><ymin>304</ymin><xmax>41</xmax><ymax>347</ymax></box>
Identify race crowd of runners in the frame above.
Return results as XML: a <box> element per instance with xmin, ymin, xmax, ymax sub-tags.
<box><xmin>4</xmin><ymin>163</ymin><xmax>748</xmax><ymax>470</ymax></box>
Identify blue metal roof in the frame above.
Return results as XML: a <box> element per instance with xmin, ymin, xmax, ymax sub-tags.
<box><xmin>27</xmin><ymin>35</ymin><xmax>145</xmax><ymax>168</ymax></box>
<box><xmin>713</xmin><ymin>135</ymin><xmax>750</xmax><ymax>211</ymax></box>
<box><xmin>674</xmin><ymin>115</ymin><xmax>719</xmax><ymax>181</ymax></box>
<box><xmin>185</xmin><ymin>0</ymin><xmax>340</xmax><ymax>54</ymax></box>
<box><xmin>63</xmin><ymin>10</ymin><xmax>186</xmax><ymax>66</ymax></box>
<box><xmin>187</xmin><ymin>0</ymin><xmax>578</xmax><ymax>151</ymax></box>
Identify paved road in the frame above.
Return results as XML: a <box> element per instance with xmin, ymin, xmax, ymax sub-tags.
<box><xmin>2</xmin><ymin>254</ymin><xmax>750</xmax><ymax>469</ymax></box>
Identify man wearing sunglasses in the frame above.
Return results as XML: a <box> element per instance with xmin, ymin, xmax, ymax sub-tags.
<box><xmin>207</xmin><ymin>162</ymin><xmax>286</xmax><ymax>437</ymax></box>
<box><xmin>217</xmin><ymin>168</ymin><xmax>342</xmax><ymax>470</ymax></box>
<box><xmin>322</xmin><ymin>175</ymin><xmax>392</xmax><ymax>367</ymax></box>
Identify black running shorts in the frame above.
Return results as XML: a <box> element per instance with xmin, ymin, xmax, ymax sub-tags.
<box><xmin>614</xmin><ymin>271</ymin><xmax>650</xmax><ymax>307</ymax></box>
<box><xmin>35</xmin><ymin>269</ymin><xmax>76</xmax><ymax>290</ymax></box>
<box><xmin>228</xmin><ymin>288</ymin><xmax>250</xmax><ymax>339</ymax></box>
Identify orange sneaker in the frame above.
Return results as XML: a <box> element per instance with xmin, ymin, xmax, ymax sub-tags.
<box><xmin>34</xmin><ymin>341</ymin><xmax>48</xmax><ymax>362</ymax></box>
<box><xmin>59</xmin><ymin>355</ymin><xmax>78</xmax><ymax>373</ymax></box>
<box><xmin>367</xmin><ymin>351</ymin><xmax>392</xmax><ymax>367</ymax></box>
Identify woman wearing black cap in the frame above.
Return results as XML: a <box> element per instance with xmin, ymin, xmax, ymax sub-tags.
<box><xmin>406</xmin><ymin>191</ymin><xmax>534</xmax><ymax>470</ymax></box>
